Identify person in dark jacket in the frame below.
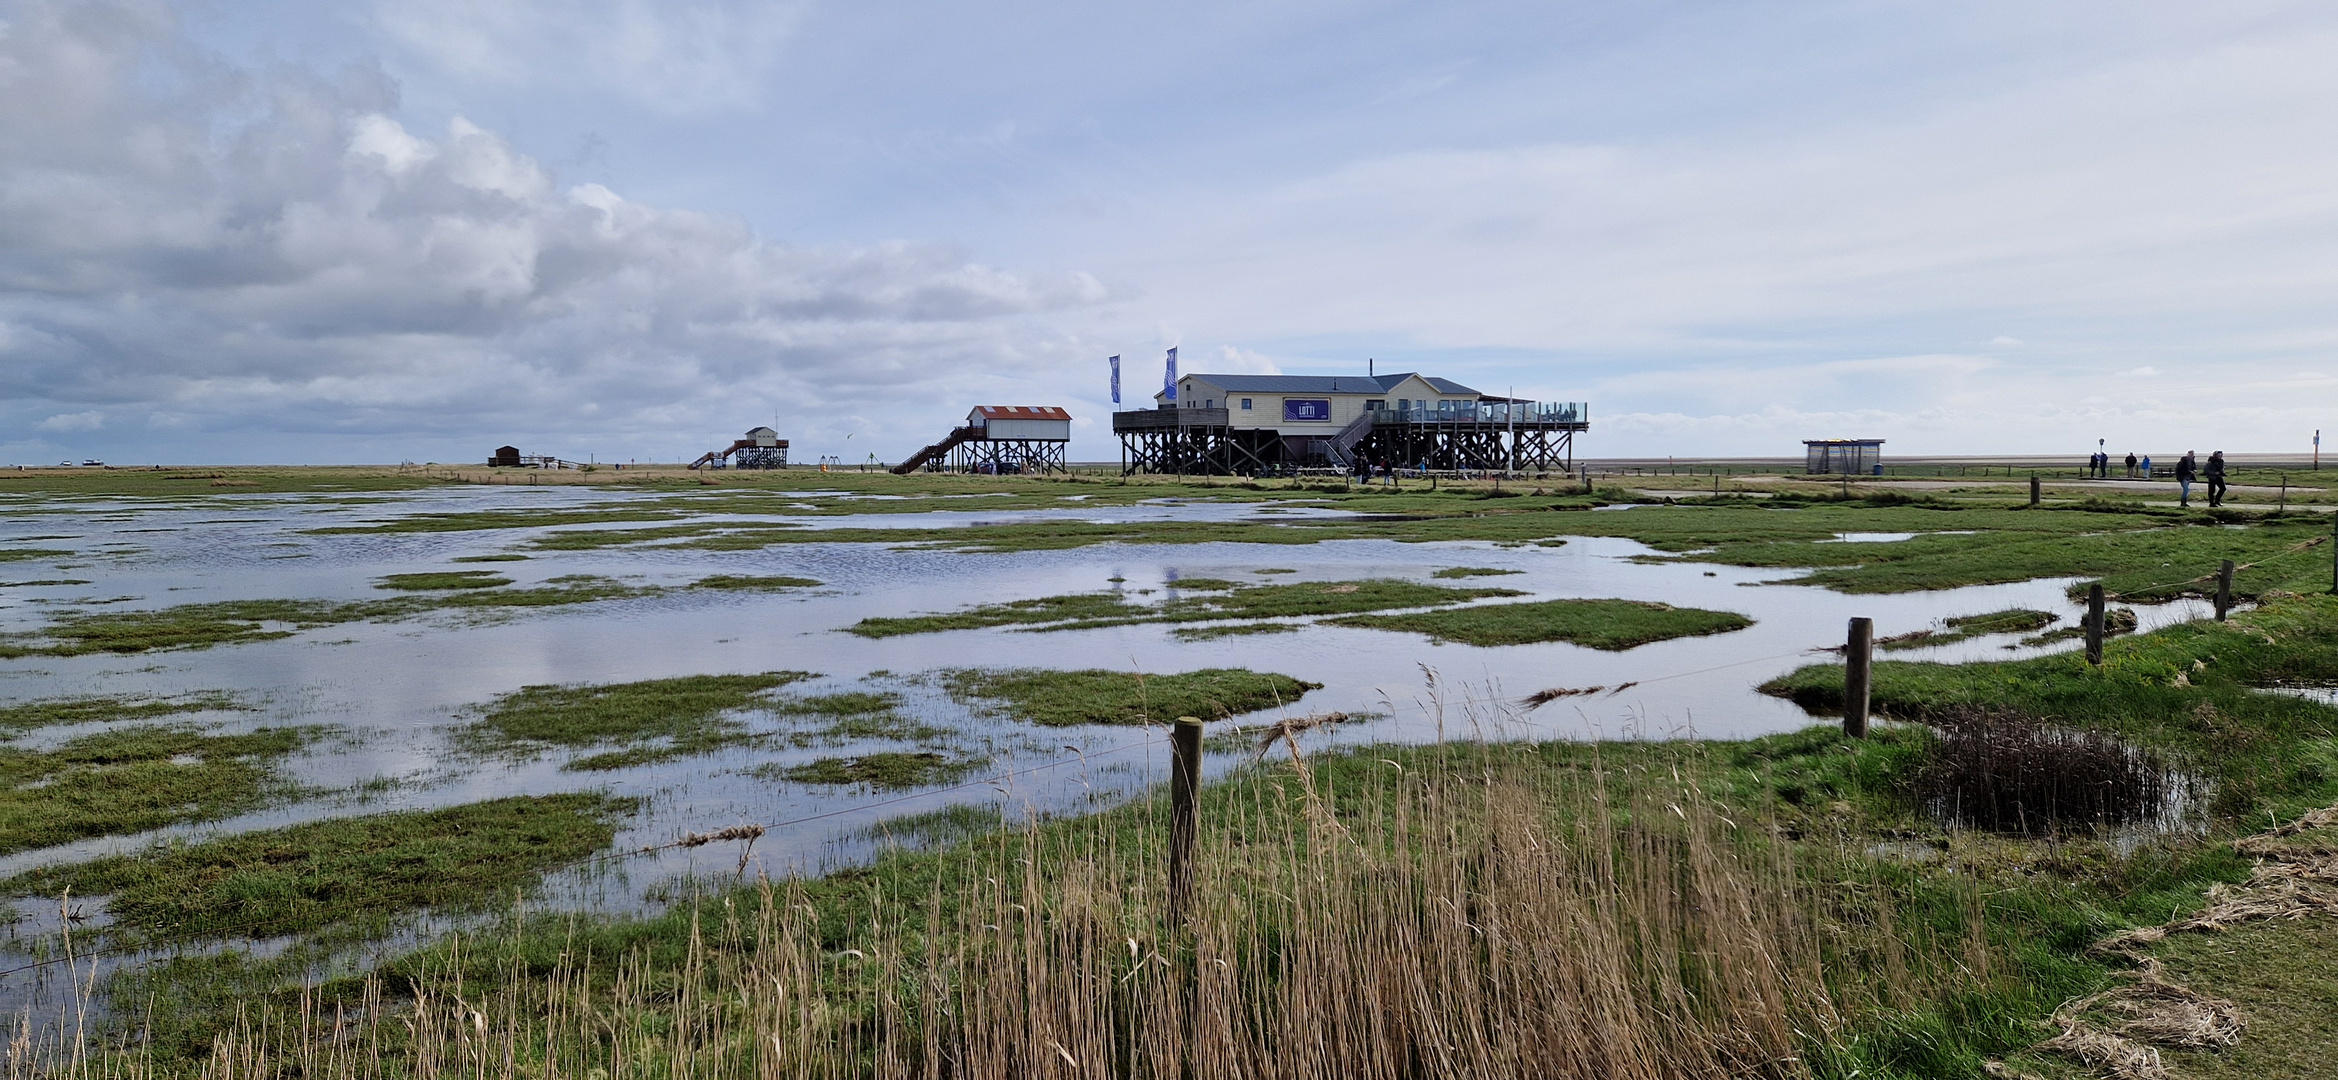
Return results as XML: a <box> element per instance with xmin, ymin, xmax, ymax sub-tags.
<box><xmin>2176</xmin><ymin>451</ymin><xmax>2197</xmax><ymax>507</ymax></box>
<box><xmin>2124</xmin><ymin>452</ymin><xmax>2138</xmax><ymax>478</ymax></box>
<box><xmin>2205</xmin><ymin>451</ymin><xmax>2228</xmax><ymax>507</ymax></box>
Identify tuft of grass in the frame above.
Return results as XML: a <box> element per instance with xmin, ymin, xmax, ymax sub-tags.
<box><xmin>2</xmin><ymin>794</ymin><xmax>631</xmax><ymax>939</ymax></box>
<box><xmin>1332</xmin><ymin>598</ymin><xmax>1752</xmax><ymax>649</ymax></box>
<box><xmin>1878</xmin><ymin>608</ymin><xmax>2060</xmax><ymax>651</ymax></box>
<box><xmin>375</xmin><ymin>570</ymin><xmax>513</xmax><ymax>590</ymax></box>
<box><xmin>451</xmin><ymin>553</ymin><xmax>529</xmax><ymax>563</ymax></box>
<box><xmin>944</xmin><ymin>667</ymin><xmax>1318</xmax><ymax>726</ymax></box>
<box><xmin>850</xmin><ymin>578</ymin><xmax>1522</xmax><ymax>638</ymax></box>
<box><xmin>689</xmin><ymin>574</ymin><xmax>822</xmax><ymax>590</ymax></box>
<box><xmin>758</xmin><ymin>752</ymin><xmax>985</xmax><ymax>790</ymax></box>
<box><xmin>1171</xmin><ymin>622</ymin><xmax>1303</xmax><ymax>641</ymax></box>
<box><xmin>0</xmin><ymin>577</ymin><xmax>665</xmax><ymax>657</ymax></box>
<box><xmin>0</xmin><ymin>692</ymin><xmax>246</xmax><ymax>732</ymax></box>
<box><xmin>0</xmin><ymin>548</ymin><xmax>72</xmax><ymax>563</ymax></box>
<box><xmin>0</xmin><ymin>725</ymin><xmax>316</xmax><ymax>855</ymax></box>
<box><xmin>1164</xmin><ymin>577</ymin><xmax>1241</xmax><ymax>591</ymax></box>
<box><xmin>1432</xmin><ymin>566</ymin><xmax>1524</xmax><ymax>578</ymax></box>
<box><xmin>462</xmin><ymin>672</ymin><xmax>813</xmax><ymax>769</ymax></box>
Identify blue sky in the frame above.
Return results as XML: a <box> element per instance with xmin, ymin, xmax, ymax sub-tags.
<box><xmin>4</xmin><ymin>0</ymin><xmax>2335</xmax><ymax>464</ymax></box>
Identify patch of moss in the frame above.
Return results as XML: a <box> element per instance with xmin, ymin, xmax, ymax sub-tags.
<box><xmin>1432</xmin><ymin>566</ymin><xmax>1524</xmax><ymax>578</ymax></box>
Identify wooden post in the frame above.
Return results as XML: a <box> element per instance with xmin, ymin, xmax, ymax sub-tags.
<box><xmin>1844</xmin><ymin>617</ymin><xmax>1872</xmax><ymax>739</ymax></box>
<box><xmin>1168</xmin><ymin>716</ymin><xmax>1203</xmax><ymax>924</ymax></box>
<box><xmin>2030</xmin><ymin>474</ymin><xmax>2041</xmax><ymax>506</ymax></box>
<box><xmin>2215</xmin><ymin>559</ymin><xmax>2235</xmax><ymax>621</ymax></box>
<box><xmin>2085</xmin><ymin>583</ymin><xmax>2105</xmax><ymax>666</ymax></box>
<box><xmin>2330</xmin><ymin>511</ymin><xmax>2337</xmax><ymax>595</ymax></box>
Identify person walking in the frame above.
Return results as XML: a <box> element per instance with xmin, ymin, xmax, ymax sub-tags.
<box><xmin>2206</xmin><ymin>450</ymin><xmax>2228</xmax><ymax>507</ymax></box>
<box><xmin>2176</xmin><ymin>451</ymin><xmax>2197</xmax><ymax>506</ymax></box>
<box><xmin>2140</xmin><ymin>454</ymin><xmax>2152</xmax><ymax>479</ymax></box>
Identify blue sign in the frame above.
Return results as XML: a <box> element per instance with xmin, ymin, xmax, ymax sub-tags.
<box><xmin>1283</xmin><ymin>398</ymin><xmax>1332</xmax><ymax>422</ymax></box>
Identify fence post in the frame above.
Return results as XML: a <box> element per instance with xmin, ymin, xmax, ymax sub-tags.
<box><xmin>1844</xmin><ymin>617</ymin><xmax>1872</xmax><ymax>739</ymax></box>
<box><xmin>1168</xmin><ymin>716</ymin><xmax>1203</xmax><ymax>925</ymax></box>
<box><xmin>2331</xmin><ymin>511</ymin><xmax>2337</xmax><ymax>595</ymax></box>
<box><xmin>2030</xmin><ymin>474</ymin><xmax>2041</xmax><ymax>506</ymax></box>
<box><xmin>2215</xmin><ymin>559</ymin><xmax>2235</xmax><ymax>621</ymax></box>
<box><xmin>2085</xmin><ymin>583</ymin><xmax>2105</xmax><ymax>666</ymax></box>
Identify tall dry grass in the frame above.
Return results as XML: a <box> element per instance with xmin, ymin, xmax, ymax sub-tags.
<box><xmin>10</xmin><ymin>749</ymin><xmax>1843</xmax><ymax>1080</ymax></box>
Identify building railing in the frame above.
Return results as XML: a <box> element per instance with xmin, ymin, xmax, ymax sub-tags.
<box><xmin>1370</xmin><ymin>402</ymin><xmax>1587</xmax><ymax>426</ymax></box>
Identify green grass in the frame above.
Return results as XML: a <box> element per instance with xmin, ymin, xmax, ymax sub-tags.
<box><xmin>847</xmin><ymin>592</ymin><xmax>1137</xmax><ymax>637</ymax></box>
<box><xmin>1432</xmin><ymin>566</ymin><xmax>1524</xmax><ymax>578</ymax></box>
<box><xmin>1331</xmin><ymin>597</ymin><xmax>1753</xmax><ymax>649</ymax></box>
<box><xmin>0</xmin><ymin>467</ymin><xmax>451</xmax><ymax>496</ymax></box>
<box><xmin>2</xmin><ymin>794</ymin><xmax>631</xmax><ymax>939</ymax></box>
<box><xmin>1878</xmin><ymin>608</ymin><xmax>2061</xmax><ymax>651</ymax></box>
<box><xmin>0</xmin><ymin>548</ymin><xmax>71</xmax><ymax>562</ymax></box>
<box><xmin>2145</xmin><ymin>910</ymin><xmax>2338</xmax><ymax>1078</ymax></box>
<box><xmin>451</xmin><ymin>553</ymin><xmax>529</xmax><ymax>562</ymax></box>
<box><xmin>1762</xmin><ymin>593</ymin><xmax>2338</xmax><ymax>821</ymax></box>
<box><xmin>0</xmin><ymin>692</ymin><xmax>246</xmax><ymax>732</ymax></box>
<box><xmin>688</xmin><ymin>574</ymin><xmax>822</xmax><ymax>590</ymax></box>
<box><xmin>374</xmin><ymin>570</ymin><xmax>514</xmax><ymax>590</ymax></box>
<box><xmin>462</xmin><ymin>672</ymin><xmax>814</xmax><ymax>769</ymax></box>
<box><xmin>849</xmin><ymin>578</ymin><xmax>1523</xmax><ymax>638</ymax></box>
<box><xmin>0</xmin><ymin>726</ymin><xmax>315</xmax><ymax>855</ymax></box>
<box><xmin>0</xmin><ymin>577</ymin><xmax>660</xmax><ymax>656</ymax></box>
<box><xmin>943</xmin><ymin>667</ymin><xmax>1319</xmax><ymax>726</ymax></box>
<box><xmin>758</xmin><ymin>752</ymin><xmax>985</xmax><ymax>790</ymax></box>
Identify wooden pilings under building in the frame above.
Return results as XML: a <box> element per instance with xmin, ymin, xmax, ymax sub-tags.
<box><xmin>1113</xmin><ymin>402</ymin><xmax>1587</xmax><ymax>477</ymax></box>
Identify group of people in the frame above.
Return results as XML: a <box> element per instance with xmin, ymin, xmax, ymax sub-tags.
<box><xmin>2093</xmin><ymin>449</ymin><xmax>2227</xmax><ymax>507</ymax></box>
<box><xmin>2088</xmin><ymin>451</ymin><xmax>2156</xmax><ymax>479</ymax></box>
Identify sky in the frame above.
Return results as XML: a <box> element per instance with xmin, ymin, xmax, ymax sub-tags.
<box><xmin>4</xmin><ymin>0</ymin><xmax>2336</xmax><ymax>465</ymax></box>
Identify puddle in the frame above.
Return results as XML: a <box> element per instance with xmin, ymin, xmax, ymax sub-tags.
<box><xmin>0</xmin><ymin>482</ymin><xmax>2248</xmax><ymax>1013</ymax></box>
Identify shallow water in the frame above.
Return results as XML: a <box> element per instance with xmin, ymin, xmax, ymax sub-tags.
<box><xmin>0</xmin><ymin>484</ymin><xmax>2217</xmax><ymax>995</ymax></box>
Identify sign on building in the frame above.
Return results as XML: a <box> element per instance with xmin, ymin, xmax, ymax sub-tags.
<box><xmin>1283</xmin><ymin>398</ymin><xmax>1332</xmax><ymax>422</ymax></box>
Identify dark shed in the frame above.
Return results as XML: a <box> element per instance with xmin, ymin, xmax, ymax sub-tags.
<box><xmin>490</xmin><ymin>446</ymin><xmax>522</xmax><ymax>467</ymax></box>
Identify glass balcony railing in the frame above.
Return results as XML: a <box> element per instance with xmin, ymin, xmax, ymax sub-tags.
<box><xmin>1369</xmin><ymin>402</ymin><xmax>1586</xmax><ymax>425</ymax></box>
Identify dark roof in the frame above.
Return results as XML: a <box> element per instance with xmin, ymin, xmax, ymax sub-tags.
<box><xmin>1169</xmin><ymin>373</ymin><xmax>1483</xmax><ymax>396</ymax></box>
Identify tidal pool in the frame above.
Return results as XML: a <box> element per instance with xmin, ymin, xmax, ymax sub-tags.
<box><xmin>0</xmin><ymin>483</ymin><xmax>2216</xmax><ymax>988</ymax></box>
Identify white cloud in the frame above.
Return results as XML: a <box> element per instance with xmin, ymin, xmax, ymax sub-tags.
<box><xmin>34</xmin><ymin>411</ymin><xmax>102</xmax><ymax>432</ymax></box>
<box><xmin>1989</xmin><ymin>336</ymin><xmax>2024</xmax><ymax>346</ymax></box>
<box><xmin>0</xmin><ymin>0</ymin><xmax>1105</xmax><ymax>462</ymax></box>
<box><xmin>2119</xmin><ymin>365</ymin><xmax>2159</xmax><ymax>377</ymax></box>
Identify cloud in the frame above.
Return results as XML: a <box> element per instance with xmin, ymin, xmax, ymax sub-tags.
<box><xmin>34</xmin><ymin>411</ymin><xmax>103</xmax><ymax>432</ymax></box>
<box><xmin>1989</xmin><ymin>336</ymin><xmax>2024</xmax><ymax>346</ymax></box>
<box><xmin>0</xmin><ymin>0</ymin><xmax>1104</xmax><ymax>462</ymax></box>
<box><xmin>2119</xmin><ymin>365</ymin><xmax>2159</xmax><ymax>377</ymax></box>
<box><xmin>373</xmin><ymin>0</ymin><xmax>808</xmax><ymax>114</ymax></box>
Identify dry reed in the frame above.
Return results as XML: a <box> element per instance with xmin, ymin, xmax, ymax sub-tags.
<box><xmin>9</xmin><ymin>750</ymin><xmax>1843</xmax><ymax>1080</ymax></box>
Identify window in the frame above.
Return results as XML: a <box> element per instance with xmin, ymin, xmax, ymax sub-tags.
<box><xmin>1365</xmin><ymin>399</ymin><xmax>1384</xmax><ymax>412</ymax></box>
<box><xmin>1240</xmin><ymin>398</ymin><xmax>1253</xmax><ymax>410</ymax></box>
<box><xmin>1206</xmin><ymin>399</ymin><xmax>1215</xmax><ymax>409</ymax></box>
